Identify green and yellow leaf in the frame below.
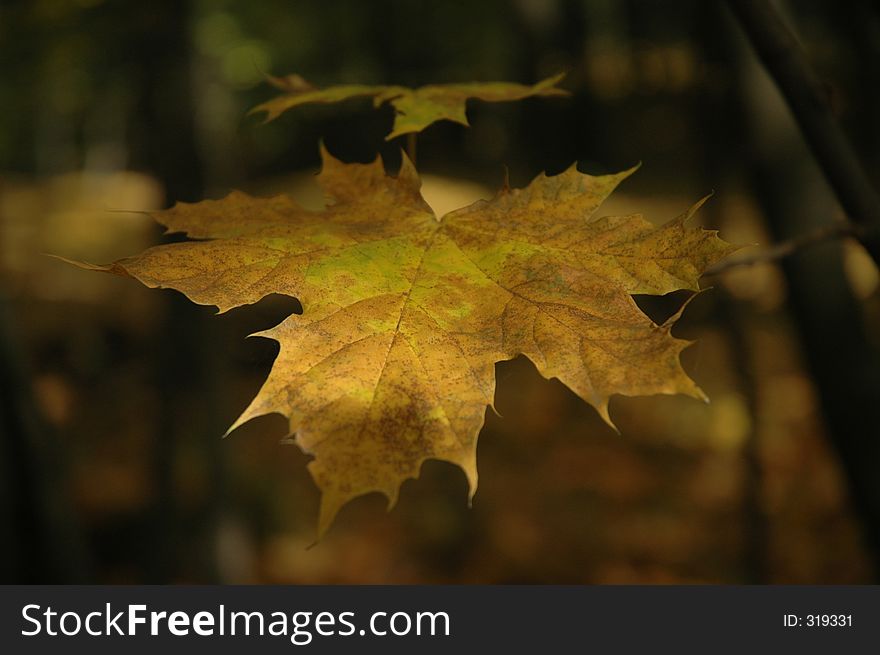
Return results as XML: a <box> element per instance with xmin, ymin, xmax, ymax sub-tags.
<box><xmin>251</xmin><ymin>73</ymin><xmax>569</xmax><ymax>139</ymax></box>
<box><xmin>68</xmin><ymin>147</ymin><xmax>737</xmax><ymax>536</ymax></box>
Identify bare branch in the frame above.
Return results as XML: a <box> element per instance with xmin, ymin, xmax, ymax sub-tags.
<box><xmin>726</xmin><ymin>0</ymin><xmax>880</xmax><ymax>266</ymax></box>
<box><xmin>704</xmin><ymin>221</ymin><xmax>862</xmax><ymax>275</ymax></box>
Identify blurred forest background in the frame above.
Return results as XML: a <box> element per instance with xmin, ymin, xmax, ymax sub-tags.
<box><xmin>1</xmin><ymin>0</ymin><xmax>879</xmax><ymax>584</ymax></box>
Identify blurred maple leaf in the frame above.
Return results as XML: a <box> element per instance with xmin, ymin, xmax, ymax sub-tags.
<box><xmin>66</xmin><ymin>147</ymin><xmax>736</xmax><ymax>536</ymax></box>
<box><xmin>251</xmin><ymin>73</ymin><xmax>569</xmax><ymax>139</ymax></box>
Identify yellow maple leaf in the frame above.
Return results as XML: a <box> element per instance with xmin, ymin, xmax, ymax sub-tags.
<box><xmin>251</xmin><ymin>73</ymin><xmax>569</xmax><ymax>139</ymax></box>
<box><xmin>68</xmin><ymin>147</ymin><xmax>736</xmax><ymax>536</ymax></box>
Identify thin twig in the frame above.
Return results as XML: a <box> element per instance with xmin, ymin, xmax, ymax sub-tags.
<box><xmin>726</xmin><ymin>0</ymin><xmax>880</xmax><ymax>265</ymax></box>
<box><xmin>705</xmin><ymin>221</ymin><xmax>862</xmax><ymax>275</ymax></box>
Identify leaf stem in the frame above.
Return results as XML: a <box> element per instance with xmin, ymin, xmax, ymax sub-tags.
<box><xmin>406</xmin><ymin>132</ymin><xmax>417</xmax><ymax>167</ymax></box>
